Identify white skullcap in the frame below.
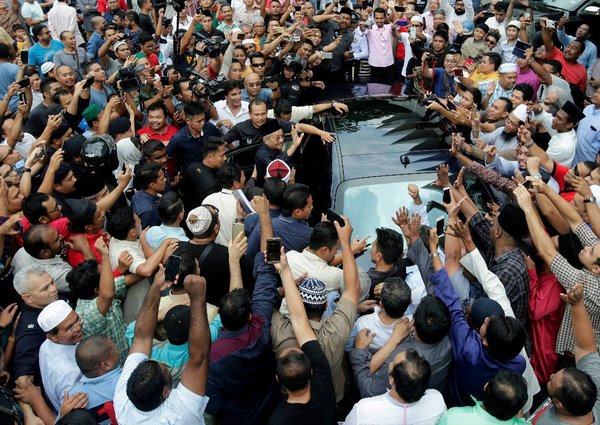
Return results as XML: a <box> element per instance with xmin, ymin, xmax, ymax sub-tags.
<box><xmin>186</xmin><ymin>206</ymin><xmax>214</xmax><ymax>235</ymax></box>
<box><xmin>40</xmin><ymin>62</ymin><xmax>54</xmax><ymax>75</ymax></box>
<box><xmin>37</xmin><ymin>300</ymin><xmax>72</xmax><ymax>332</ymax></box>
<box><xmin>507</xmin><ymin>20</ymin><xmax>521</xmax><ymax>28</ymax></box>
<box><xmin>511</xmin><ymin>104</ymin><xmax>528</xmax><ymax>123</ymax></box>
<box><xmin>498</xmin><ymin>62</ymin><xmax>517</xmax><ymax>73</ymax></box>
<box><xmin>410</xmin><ymin>15</ymin><xmax>424</xmax><ymax>24</ymax></box>
<box><xmin>242</xmin><ymin>39</ymin><xmax>255</xmax><ymax>46</ymax></box>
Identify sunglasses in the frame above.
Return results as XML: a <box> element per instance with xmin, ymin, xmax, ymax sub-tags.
<box><xmin>252</xmin><ymin>62</ymin><xmax>266</xmax><ymax>68</ymax></box>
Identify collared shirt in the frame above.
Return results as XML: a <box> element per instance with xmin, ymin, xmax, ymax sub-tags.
<box><xmin>440</xmin><ymin>397</ymin><xmax>529</xmax><ymax>424</ymax></box>
<box><xmin>114</xmin><ymin>352</ymin><xmax>209</xmax><ymax>424</ymax></box>
<box><xmin>499</xmin><ymin>38</ymin><xmax>518</xmax><ymax>63</ymax></box>
<box><xmin>131</xmin><ymin>190</ymin><xmax>161</xmax><ymax>229</ymax></box>
<box><xmin>550</xmin><ymin>223</ymin><xmax>600</xmax><ymax>355</ymax></box>
<box><xmin>480</xmin><ymin>80</ymin><xmax>513</xmax><ymax>105</ymax></box>
<box><xmin>546</xmin><ymin>129</ymin><xmax>577</xmax><ymax>167</ymax></box>
<box><xmin>69</xmin><ymin>367</ymin><xmax>122</xmax><ymax>425</ymax></box>
<box><xmin>13</xmin><ymin>304</ymin><xmax>45</xmax><ymax>379</ymax></box>
<box><xmin>211</xmin><ymin>99</ymin><xmax>250</xmax><ymax>136</ymax></box>
<box><xmin>547</xmin><ymin>47</ymin><xmax>587</xmax><ymax>92</ymax></box>
<box><xmin>365</xmin><ymin>24</ymin><xmax>394</xmax><ymax>67</ymax></box>
<box><xmin>217</xmin><ymin>21</ymin><xmax>238</xmax><ymax>34</ymax></box>
<box><xmin>202</xmin><ymin>189</ymin><xmax>238</xmax><ymax>247</ymax></box>
<box><xmin>47</xmin><ymin>1</ymin><xmax>85</xmax><ymax>46</ymax></box>
<box><xmin>86</xmin><ymin>31</ymin><xmax>105</xmax><ymax>61</ymax></box>
<box><xmin>241</xmin><ymin>88</ymin><xmax>273</xmax><ymax>107</ymax></box>
<box><xmin>469</xmin><ymin>213</ymin><xmax>529</xmax><ymax>326</ymax></box>
<box><xmin>168</xmin><ymin>123</ymin><xmax>221</xmax><ymax>174</ymax></box>
<box><xmin>11</xmin><ymin>248</ymin><xmax>72</xmax><ymax>293</ymax></box>
<box><xmin>572</xmin><ymin>105</ymin><xmax>600</xmax><ymax>165</ymax></box>
<box><xmin>145</xmin><ymin>224</ymin><xmax>188</xmax><ymax>250</ymax></box>
<box><xmin>76</xmin><ymin>276</ymin><xmax>129</xmax><ymax>365</ymax></box>
<box><xmin>344</xmin><ymin>389</ymin><xmax>447</xmax><ymax>425</ymax></box>
<box><xmin>247</xmin><ymin>214</ymin><xmax>312</xmax><ymax>258</ymax></box>
<box><xmin>350</xmin><ymin>27</ymin><xmax>369</xmax><ymax>61</ymax></box>
<box><xmin>271</xmin><ymin>297</ymin><xmax>357</xmax><ymax>403</ymax></box>
<box><xmin>137</xmin><ymin>124</ymin><xmax>179</xmax><ymax>146</ymax></box>
<box><xmin>39</xmin><ymin>339</ymin><xmax>81</xmax><ymax>412</ymax></box>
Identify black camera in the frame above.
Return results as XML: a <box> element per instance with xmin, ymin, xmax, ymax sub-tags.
<box><xmin>193</xmin><ymin>32</ymin><xmax>227</xmax><ymax>58</ymax></box>
<box><xmin>189</xmin><ymin>73</ymin><xmax>226</xmax><ymax>99</ymax></box>
<box><xmin>114</xmin><ymin>64</ymin><xmax>144</xmax><ymax>93</ymax></box>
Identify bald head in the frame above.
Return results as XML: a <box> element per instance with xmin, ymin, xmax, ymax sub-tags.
<box><xmin>76</xmin><ymin>335</ymin><xmax>115</xmax><ymax>378</ymax></box>
<box><xmin>23</xmin><ymin>224</ymin><xmax>53</xmax><ymax>258</ymax></box>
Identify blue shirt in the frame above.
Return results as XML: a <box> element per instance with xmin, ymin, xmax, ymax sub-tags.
<box><xmin>69</xmin><ymin>367</ymin><xmax>122</xmax><ymax>425</ymax></box>
<box><xmin>572</xmin><ymin>105</ymin><xmax>600</xmax><ymax>165</ymax></box>
<box><xmin>0</xmin><ymin>62</ymin><xmax>20</xmax><ymax>111</ymax></box>
<box><xmin>431</xmin><ymin>269</ymin><xmax>526</xmax><ymax>408</ymax></box>
<box><xmin>145</xmin><ymin>224</ymin><xmax>188</xmax><ymax>250</ymax></box>
<box><xmin>247</xmin><ymin>214</ymin><xmax>312</xmax><ymax>258</ymax></box>
<box><xmin>86</xmin><ymin>31</ymin><xmax>105</xmax><ymax>61</ymax></box>
<box><xmin>432</xmin><ymin>68</ymin><xmax>456</xmax><ymax>99</ymax></box>
<box><xmin>131</xmin><ymin>190</ymin><xmax>161</xmax><ymax>229</ymax></box>
<box><xmin>28</xmin><ymin>40</ymin><xmax>64</xmax><ymax>74</ymax></box>
<box><xmin>167</xmin><ymin>123</ymin><xmax>221</xmax><ymax>174</ymax></box>
<box><xmin>241</xmin><ymin>88</ymin><xmax>273</xmax><ymax>107</ymax></box>
<box><xmin>244</xmin><ymin>208</ymin><xmax>280</xmax><ymax>238</ymax></box>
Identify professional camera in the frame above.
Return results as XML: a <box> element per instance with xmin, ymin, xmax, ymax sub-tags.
<box><xmin>192</xmin><ymin>33</ymin><xmax>227</xmax><ymax>58</ymax></box>
<box><xmin>189</xmin><ymin>73</ymin><xmax>226</xmax><ymax>99</ymax></box>
<box><xmin>114</xmin><ymin>64</ymin><xmax>145</xmax><ymax>93</ymax></box>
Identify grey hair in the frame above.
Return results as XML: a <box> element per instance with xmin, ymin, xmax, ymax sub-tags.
<box><xmin>13</xmin><ymin>264</ymin><xmax>49</xmax><ymax>295</ymax></box>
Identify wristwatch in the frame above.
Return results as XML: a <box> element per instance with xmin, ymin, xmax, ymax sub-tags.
<box><xmin>531</xmin><ymin>173</ymin><xmax>542</xmax><ymax>180</ymax></box>
<box><xmin>584</xmin><ymin>196</ymin><xmax>597</xmax><ymax>204</ymax></box>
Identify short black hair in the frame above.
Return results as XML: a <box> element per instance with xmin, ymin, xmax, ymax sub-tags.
<box><xmin>200</xmin><ymin>137</ymin><xmax>225</xmax><ymax>158</ymax></box>
<box><xmin>23</xmin><ymin>224</ymin><xmax>51</xmax><ymax>258</ymax></box>
<box><xmin>545</xmin><ymin>59</ymin><xmax>562</xmax><ymax>74</ymax></box>
<box><xmin>217</xmin><ymin>162</ymin><xmax>242</xmax><ymax>188</ymax></box>
<box><xmin>308</xmin><ymin>222</ymin><xmax>339</xmax><ymax>251</ymax></box>
<box><xmin>23</xmin><ymin>193</ymin><xmax>52</xmax><ymax>224</ymax></box>
<box><xmin>373</xmin><ymin>7</ymin><xmax>386</xmax><ymax>15</ymax></box>
<box><xmin>381</xmin><ymin>277</ymin><xmax>411</xmax><ymax>318</ymax></box>
<box><xmin>56</xmin><ymin>409</ymin><xmax>96</xmax><ymax>425</ymax></box>
<box><xmin>413</xmin><ymin>294</ymin><xmax>450</xmax><ymax>344</ymax></box>
<box><xmin>263</xmin><ymin>177</ymin><xmax>286</xmax><ymax>206</ymax></box>
<box><xmin>281</xmin><ymin>183</ymin><xmax>311</xmax><ymax>217</ymax></box>
<box><xmin>223</xmin><ymin>79</ymin><xmax>243</xmax><ymax>95</ymax></box>
<box><xmin>32</xmin><ymin>24</ymin><xmax>47</xmax><ymax>39</ymax></box>
<box><xmin>374</xmin><ymin>227</ymin><xmax>404</xmax><ymax>264</ymax></box>
<box><xmin>391</xmin><ymin>348</ymin><xmax>431</xmax><ymax>403</ymax></box>
<box><xmin>173</xmin><ymin>251</ymin><xmax>197</xmax><ymax>288</ymax></box>
<box><xmin>157</xmin><ymin>192</ymin><xmax>184</xmax><ymax>225</ymax></box>
<box><xmin>142</xmin><ymin>139</ymin><xmax>166</xmax><ymax>158</ymax></box>
<box><xmin>485</xmin><ymin>315</ymin><xmax>526</xmax><ymax>360</ymax></box>
<box><xmin>467</xmin><ymin>87</ymin><xmax>483</xmax><ymax>109</ymax></box>
<box><xmin>497</xmin><ymin>96</ymin><xmax>513</xmax><ymax>113</ymax></box>
<box><xmin>41</xmin><ymin>78</ymin><xmax>58</xmax><ymax>95</ymax></box>
<box><xmin>147</xmin><ymin>101</ymin><xmax>168</xmax><ymax>116</ymax></box>
<box><xmin>220</xmin><ymin>288</ymin><xmax>251</xmax><ymax>331</ymax></box>
<box><xmin>483</xmin><ymin>370</ymin><xmax>528</xmax><ymax>420</ymax></box>
<box><xmin>183</xmin><ymin>102</ymin><xmax>205</xmax><ymax>119</ymax></box>
<box><xmin>553</xmin><ymin>367</ymin><xmax>598</xmax><ymax>416</ymax></box>
<box><xmin>52</xmin><ymin>88</ymin><xmax>71</xmax><ymax>105</ymax></box>
<box><xmin>493</xmin><ymin>2</ymin><xmax>508</xmax><ymax>12</ymax></box>
<box><xmin>274</xmin><ymin>99</ymin><xmax>292</xmax><ymax>117</ymax></box>
<box><xmin>277</xmin><ymin>350</ymin><xmax>311</xmax><ymax>391</ymax></box>
<box><xmin>249</xmin><ymin>52</ymin><xmax>265</xmax><ymax>64</ymax></box>
<box><xmin>512</xmin><ymin>83</ymin><xmax>534</xmax><ymax>102</ymax></box>
<box><xmin>0</xmin><ymin>43</ymin><xmax>10</xmax><ymax>60</ymax></box>
<box><xmin>126</xmin><ymin>360</ymin><xmax>166</xmax><ymax>411</ymax></box>
<box><xmin>106</xmin><ymin>206</ymin><xmax>136</xmax><ymax>240</ymax></box>
<box><xmin>66</xmin><ymin>259</ymin><xmax>100</xmax><ymax>299</ymax></box>
<box><xmin>133</xmin><ymin>162</ymin><xmax>162</xmax><ymax>191</ymax></box>
<box><xmin>138</xmin><ymin>31</ymin><xmax>154</xmax><ymax>46</ymax></box>
<box><xmin>249</xmin><ymin>98</ymin><xmax>268</xmax><ymax>113</ymax></box>
<box><xmin>433</xmin><ymin>30</ymin><xmax>449</xmax><ymax>42</ymax></box>
<box><xmin>125</xmin><ymin>11</ymin><xmax>140</xmax><ymax>25</ymax></box>
<box><xmin>484</xmin><ymin>52</ymin><xmax>502</xmax><ymax>71</ymax></box>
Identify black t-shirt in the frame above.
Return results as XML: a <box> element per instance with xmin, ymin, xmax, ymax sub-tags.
<box><xmin>175</xmin><ymin>241</ymin><xmax>255</xmax><ymax>305</ymax></box>
<box><xmin>179</xmin><ymin>162</ymin><xmax>220</xmax><ymax>212</ymax></box>
<box><xmin>139</xmin><ymin>13</ymin><xmax>155</xmax><ymax>34</ymax></box>
<box><xmin>268</xmin><ymin>340</ymin><xmax>337</xmax><ymax>425</ymax></box>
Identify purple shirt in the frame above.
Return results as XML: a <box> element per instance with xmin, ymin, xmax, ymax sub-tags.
<box><xmin>516</xmin><ymin>68</ymin><xmax>541</xmax><ymax>101</ymax></box>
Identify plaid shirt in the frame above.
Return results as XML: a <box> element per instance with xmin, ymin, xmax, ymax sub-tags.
<box><xmin>75</xmin><ymin>276</ymin><xmax>129</xmax><ymax>365</ymax></box>
<box><xmin>550</xmin><ymin>223</ymin><xmax>600</xmax><ymax>355</ymax></box>
<box><xmin>469</xmin><ymin>213</ymin><xmax>529</xmax><ymax>326</ymax></box>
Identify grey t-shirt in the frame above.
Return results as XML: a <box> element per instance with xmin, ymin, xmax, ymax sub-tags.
<box><xmin>533</xmin><ymin>352</ymin><xmax>600</xmax><ymax>424</ymax></box>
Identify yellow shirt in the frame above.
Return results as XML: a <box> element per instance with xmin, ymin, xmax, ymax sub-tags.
<box><xmin>470</xmin><ymin>70</ymin><xmax>499</xmax><ymax>83</ymax></box>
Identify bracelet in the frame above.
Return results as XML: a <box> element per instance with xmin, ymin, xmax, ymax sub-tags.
<box><xmin>524</xmin><ymin>141</ymin><xmax>534</xmax><ymax>148</ymax></box>
<box><xmin>7</xmin><ymin>335</ymin><xmax>14</xmax><ymax>343</ymax></box>
<box><xmin>430</xmin><ymin>252</ymin><xmax>439</xmax><ymax>259</ymax></box>
<box><xmin>24</xmin><ymin>167</ymin><xmax>31</xmax><ymax>173</ymax></box>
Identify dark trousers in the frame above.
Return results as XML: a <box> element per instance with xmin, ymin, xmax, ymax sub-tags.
<box><xmin>370</xmin><ymin>64</ymin><xmax>395</xmax><ymax>85</ymax></box>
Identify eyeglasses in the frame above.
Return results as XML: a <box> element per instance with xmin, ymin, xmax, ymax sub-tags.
<box><xmin>67</xmin><ymin>317</ymin><xmax>84</xmax><ymax>334</ymax></box>
<box><xmin>251</xmin><ymin>62</ymin><xmax>266</xmax><ymax>68</ymax></box>
<box><xmin>247</xmin><ymin>81</ymin><xmax>261</xmax><ymax>87</ymax></box>
<box><xmin>485</xmin><ymin>39</ymin><xmax>496</xmax><ymax>45</ymax></box>
<box><xmin>47</xmin><ymin>203</ymin><xmax>61</xmax><ymax>214</ymax></box>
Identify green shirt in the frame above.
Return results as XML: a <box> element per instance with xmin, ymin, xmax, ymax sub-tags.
<box><xmin>76</xmin><ymin>276</ymin><xmax>129</xmax><ymax>365</ymax></box>
<box><xmin>439</xmin><ymin>399</ymin><xmax>531</xmax><ymax>425</ymax></box>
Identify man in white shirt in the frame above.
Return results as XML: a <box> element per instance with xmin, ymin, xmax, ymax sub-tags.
<box><xmin>484</xmin><ymin>2</ymin><xmax>508</xmax><ymax>42</ymax></box>
<box><xmin>211</xmin><ymin>80</ymin><xmax>249</xmax><ymax>136</ymax></box>
<box><xmin>344</xmin><ymin>348</ymin><xmax>447</xmax><ymax>424</ymax></box>
<box><xmin>544</xmin><ymin>101</ymin><xmax>585</xmax><ymax>167</ymax></box>
<box><xmin>47</xmin><ymin>0</ymin><xmax>85</xmax><ymax>46</ymax></box>
<box><xmin>37</xmin><ymin>300</ymin><xmax>84</xmax><ymax>412</ymax></box>
<box><xmin>202</xmin><ymin>162</ymin><xmax>246</xmax><ymax>246</ymax></box>
<box><xmin>113</xmin><ymin>269</ymin><xmax>211</xmax><ymax>424</ymax></box>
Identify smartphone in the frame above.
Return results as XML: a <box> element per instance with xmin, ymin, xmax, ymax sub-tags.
<box><xmin>321</xmin><ymin>51</ymin><xmax>333</xmax><ymax>59</ymax></box>
<box><xmin>326</xmin><ymin>208</ymin><xmax>345</xmax><ymax>227</ymax></box>
<box><xmin>266</xmin><ymin>237</ymin><xmax>282</xmax><ymax>263</ymax></box>
<box><xmin>463</xmin><ymin>57</ymin><xmax>475</xmax><ymax>68</ymax></box>
<box><xmin>436</xmin><ymin>216</ymin><xmax>445</xmax><ymax>236</ymax></box>
<box><xmin>334</xmin><ymin>29</ymin><xmax>341</xmax><ymax>38</ymax></box>
<box><xmin>454</xmin><ymin>68</ymin><xmax>463</xmax><ymax>77</ymax></box>
<box><xmin>447</xmin><ymin>101</ymin><xmax>457</xmax><ymax>111</ymax></box>
<box><xmin>18</xmin><ymin>91</ymin><xmax>26</xmax><ymax>104</ymax></box>
<box><xmin>512</xmin><ymin>40</ymin><xmax>532</xmax><ymax>59</ymax></box>
<box><xmin>13</xmin><ymin>220</ymin><xmax>23</xmax><ymax>235</ymax></box>
<box><xmin>545</xmin><ymin>19</ymin><xmax>556</xmax><ymax>29</ymax></box>
<box><xmin>20</xmin><ymin>50</ymin><xmax>28</xmax><ymax>64</ymax></box>
<box><xmin>83</xmin><ymin>77</ymin><xmax>94</xmax><ymax>89</ymax></box>
<box><xmin>17</xmin><ymin>78</ymin><xmax>30</xmax><ymax>88</ymax></box>
<box><xmin>409</xmin><ymin>27</ymin><xmax>416</xmax><ymax>38</ymax></box>
<box><xmin>160</xmin><ymin>76</ymin><xmax>170</xmax><ymax>85</ymax></box>
<box><xmin>236</xmin><ymin>32</ymin><xmax>244</xmax><ymax>40</ymax></box>
<box><xmin>196</xmin><ymin>6</ymin><xmax>202</xmax><ymax>14</ymax></box>
<box><xmin>232</xmin><ymin>222</ymin><xmax>245</xmax><ymax>241</ymax></box>
<box><xmin>394</xmin><ymin>5</ymin><xmax>405</xmax><ymax>11</ymax></box>
<box><xmin>397</xmin><ymin>20</ymin><xmax>408</xmax><ymax>27</ymax></box>
<box><xmin>274</xmin><ymin>26</ymin><xmax>284</xmax><ymax>34</ymax></box>
<box><xmin>33</xmin><ymin>147</ymin><xmax>46</xmax><ymax>162</ymax></box>
<box><xmin>443</xmin><ymin>187</ymin><xmax>451</xmax><ymax>204</ymax></box>
<box><xmin>164</xmin><ymin>255</ymin><xmax>181</xmax><ymax>283</ymax></box>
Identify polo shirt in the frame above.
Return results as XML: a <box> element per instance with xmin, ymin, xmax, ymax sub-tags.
<box><xmin>440</xmin><ymin>398</ymin><xmax>529</xmax><ymax>424</ymax></box>
<box><xmin>546</xmin><ymin>129</ymin><xmax>577</xmax><ymax>167</ymax></box>
<box><xmin>240</xmin><ymin>88</ymin><xmax>273</xmax><ymax>107</ymax></box>
<box><xmin>365</xmin><ymin>24</ymin><xmax>394</xmax><ymax>68</ymax></box>
<box><xmin>167</xmin><ymin>123</ymin><xmax>220</xmax><ymax>174</ymax></box>
<box><xmin>39</xmin><ymin>339</ymin><xmax>82</xmax><ymax>412</ymax></box>
<box><xmin>114</xmin><ymin>352</ymin><xmax>209</xmax><ymax>424</ymax></box>
<box><xmin>131</xmin><ymin>190</ymin><xmax>161</xmax><ymax>229</ymax></box>
<box><xmin>86</xmin><ymin>31</ymin><xmax>105</xmax><ymax>61</ymax></box>
<box><xmin>69</xmin><ymin>367</ymin><xmax>122</xmax><ymax>425</ymax></box>
<box><xmin>547</xmin><ymin>47</ymin><xmax>587</xmax><ymax>92</ymax></box>
<box><xmin>572</xmin><ymin>105</ymin><xmax>600</xmax><ymax>165</ymax></box>
<box><xmin>137</xmin><ymin>124</ymin><xmax>179</xmax><ymax>146</ymax></box>
<box><xmin>145</xmin><ymin>224</ymin><xmax>188</xmax><ymax>250</ymax></box>
<box><xmin>247</xmin><ymin>215</ymin><xmax>312</xmax><ymax>258</ymax></box>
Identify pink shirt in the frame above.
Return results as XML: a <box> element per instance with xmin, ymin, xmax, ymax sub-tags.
<box><xmin>516</xmin><ymin>68</ymin><xmax>541</xmax><ymax>101</ymax></box>
<box><xmin>366</xmin><ymin>24</ymin><xmax>395</xmax><ymax>68</ymax></box>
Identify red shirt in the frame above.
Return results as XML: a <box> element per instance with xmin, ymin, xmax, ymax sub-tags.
<box><xmin>138</xmin><ymin>125</ymin><xmax>179</xmax><ymax>146</ymax></box>
<box><xmin>66</xmin><ymin>231</ymin><xmax>103</xmax><ymax>267</ymax></box>
<box><xmin>551</xmin><ymin>161</ymin><xmax>576</xmax><ymax>202</ymax></box>
<box><xmin>16</xmin><ymin>217</ymin><xmax>71</xmax><ymax>246</ymax></box>
<box><xmin>97</xmin><ymin>0</ymin><xmax>127</xmax><ymax>13</ymax></box>
<box><xmin>528</xmin><ymin>268</ymin><xmax>564</xmax><ymax>384</ymax></box>
<box><xmin>547</xmin><ymin>47</ymin><xmax>587</xmax><ymax>92</ymax></box>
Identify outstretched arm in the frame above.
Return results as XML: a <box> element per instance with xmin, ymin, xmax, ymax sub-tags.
<box><xmin>561</xmin><ymin>284</ymin><xmax>596</xmax><ymax>361</ymax></box>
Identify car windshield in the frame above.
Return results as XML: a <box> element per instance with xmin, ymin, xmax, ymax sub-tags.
<box><xmin>540</xmin><ymin>0</ymin><xmax>588</xmax><ymax>12</ymax></box>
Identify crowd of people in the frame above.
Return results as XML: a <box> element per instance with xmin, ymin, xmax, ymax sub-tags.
<box><xmin>0</xmin><ymin>0</ymin><xmax>598</xmax><ymax>423</ymax></box>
